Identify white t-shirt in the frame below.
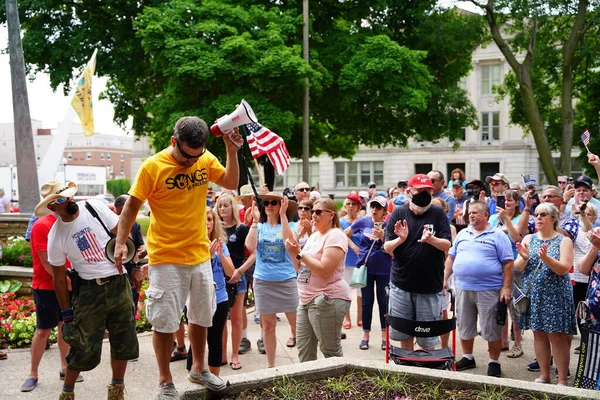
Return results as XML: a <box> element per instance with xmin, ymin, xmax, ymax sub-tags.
<box><xmin>48</xmin><ymin>199</ymin><xmax>121</xmax><ymax>280</ymax></box>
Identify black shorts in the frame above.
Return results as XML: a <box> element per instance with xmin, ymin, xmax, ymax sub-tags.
<box><xmin>32</xmin><ymin>288</ymin><xmax>61</xmax><ymax>329</ymax></box>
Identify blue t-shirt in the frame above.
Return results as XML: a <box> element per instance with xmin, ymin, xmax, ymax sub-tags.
<box><xmin>434</xmin><ymin>191</ymin><xmax>456</xmax><ymax>224</ymax></box>
<box><xmin>211</xmin><ymin>244</ymin><xmax>231</xmax><ymax>304</ymax></box>
<box><xmin>340</xmin><ymin>216</ymin><xmax>363</xmax><ymax>268</ymax></box>
<box><xmin>449</xmin><ymin>224</ymin><xmax>514</xmax><ymax>291</ymax></box>
<box><xmin>488</xmin><ymin>213</ymin><xmax>521</xmax><ymax>259</ymax></box>
<box><xmin>350</xmin><ymin>217</ymin><xmax>392</xmax><ymax>276</ymax></box>
<box><xmin>254</xmin><ymin>222</ymin><xmax>298</xmax><ymax>282</ymax></box>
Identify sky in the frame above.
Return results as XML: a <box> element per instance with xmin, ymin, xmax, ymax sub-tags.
<box><xmin>0</xmin><ymin>25</ymin><xmax>131</xmax><ymax>136</ymax></box>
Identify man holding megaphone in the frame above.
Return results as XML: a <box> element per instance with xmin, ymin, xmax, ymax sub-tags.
<box><xmin>114</xmin><ymin>115</ymin><xmax>241</xmax><ymax>397</ymax></box>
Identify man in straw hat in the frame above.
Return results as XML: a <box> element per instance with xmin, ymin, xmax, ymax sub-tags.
<box><xmin>113</xmin><ymin>116</ymin><xmax>241</xmax><ymax>397</ymax></box>
<box><xmin>35</xmin><ymin>181</ymin><xmax>138</xmax><ymax>400</ymax></box>
<box><xmin>21</xmin><ymin>181</ymin><xmax>84</xmax><ymax>393</ymax></box>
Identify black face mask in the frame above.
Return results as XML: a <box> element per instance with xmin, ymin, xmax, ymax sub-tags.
<box><xmin>66</xmin><ymin>201</ymin><xmax>79</xmax><ymax>216</ymax></box>
<box><xmin>411</xmin><ymin>191</ymin><xmax>432</xmax><ymax>207</ymax></box>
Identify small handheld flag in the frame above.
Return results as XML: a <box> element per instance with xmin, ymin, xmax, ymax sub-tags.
<box><xmin>581</xmin><ymin>129</ymin><xmax>591</xmax><ymax>152</ymax></box>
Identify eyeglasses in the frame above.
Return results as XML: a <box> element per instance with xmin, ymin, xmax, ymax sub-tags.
<box><xmin>263</xmin><ymin>200</ymin><xmax>280</xmax><ymax>207</ymax></box>
<box><xmin>557</xmin><ymin>181</ymin><xmax>567</xmax><ymax>185</ymax></box>
<box><xmin>490</xmin><ymin>181</ymin><xmax>503</xmax><ymax>186</ymax></box>
<box><xmin>541</xmin><ymin>195</ymin><xmax>559</xmax><ymax>199</ymax></box>
<box><xmin>533</xmin><ymin>212</ymin><xmax>550</xmax><ymax>218</ymax></box>
<box><xmin>296</xmin><ymin>188</ymin><xmax>310</xmax><ymax>192</ymax></box>
<box><xmin>298</xmin><ymin>206</ymin><xmax>311</xmax><ymax>211</ymax></box>
<box><xmin>50</xmin><ymin>197</ymin><xmax>69</xmax><ymax>206</ymax></box>
<box><xmin>176</xmin><ymin>139</ymin><xmax>205</xmax><ymax>159</ymax></box>
<box><xmin>311</xmin><ymin>209</ymin><xmax>332</xmax><ymax>216</ymax></box>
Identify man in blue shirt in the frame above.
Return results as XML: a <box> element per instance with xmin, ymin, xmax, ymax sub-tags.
<box><xmin>443</xmin><ymin>201</ymin><xmax>514</xmax><ymax>378</ymax></box>
<box><xmin>427</xmin><ymin>170</ymin><xmax>456</xmax><ymax>224</ymax></box>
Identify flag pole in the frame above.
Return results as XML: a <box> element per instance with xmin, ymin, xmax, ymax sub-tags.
<box><xmin>253</xmin><ymin>158</ymin><xmax>265</xmax><ymax>187</ymax></box>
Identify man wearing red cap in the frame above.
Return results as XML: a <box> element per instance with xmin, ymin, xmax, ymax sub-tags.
<box><xmin>384</xmin><ymin>174</ymin><xmax>452</xmax><ymax>350</ymax></box>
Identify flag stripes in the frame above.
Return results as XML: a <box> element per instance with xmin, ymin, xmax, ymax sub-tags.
<box><xmin>245</xmin><ymin>122</ymin><xmax>291</xmax><ymax>175</ymax></box>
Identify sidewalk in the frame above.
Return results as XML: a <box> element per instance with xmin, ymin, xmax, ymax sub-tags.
<box><xmin>0</xmin><ymin>296</ymin><xmax>580</xmax><ymax>399</ymax></box>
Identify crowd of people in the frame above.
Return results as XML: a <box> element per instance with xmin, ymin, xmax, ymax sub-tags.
<box><xmin>11</xmin><ymin>114</ymin><xmax>600</xmax><ymax>399</ymax></box>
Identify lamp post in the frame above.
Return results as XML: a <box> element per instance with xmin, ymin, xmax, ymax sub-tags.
<box><xmin>8</xmin><ymin>164</ymin><xmax>14</xmax><ymax>201</ymax></box>
<box><xmin>61</xmin><ymin>157</ymin><xmax>68</xmax><ymax>183</ymax></box>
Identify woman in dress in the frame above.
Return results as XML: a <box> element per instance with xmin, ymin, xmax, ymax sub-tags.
<box><xmin>214</xmin><ymin>194</ymin><xmax>255</xmax><ymax>370</ymax></box>
<box><xmin>488</xmin><ymin>189</ymin><xmax>524</xmax><ymax>358</ymax></box>
<box><xmin>285</xmin><ymin>198</ymin><xmax>351</xmax><ymax>362</ymax></box>
<box><xmin>340</xmin><ymin>193</ymin><xmax>363</xmax><ymax>329</ymax></box>
<box><xmin>245</xmin><ymin>193</ymin><xmax>298</xmax><ymax>368</ymax></box>
<box><xmin>515</xmin><ymin>203</ymin><xmax>576</xmax><ymax>386</ymax></box>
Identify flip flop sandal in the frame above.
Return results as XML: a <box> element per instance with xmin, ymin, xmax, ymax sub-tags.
<box><xmin>343</xmin><ymin>322</ymin><xmax>351</xmax><ymax>329</ymax></box>
<box><xmin>170</xmin><ymin>349</ymin><xmax>188</xmax><ymax>362</ymax></box>
<box><xmin>286</xmin><ymin>337</ymin><xmax>297</xmax><ymax>347</ymax></box>
<box><xmin>359</xmin><ymin>340</ymin><xmax>369</xmax><ymax>350</ymax></box>
<box><xmin>230</xmin><ymin>361</ymin><xmax>242</xmax><ymax>370</ymax></box>
<box><xmin>381</xmin><ymin>341</ymin><xmax>386</xmax><ymax>351</ymax></box>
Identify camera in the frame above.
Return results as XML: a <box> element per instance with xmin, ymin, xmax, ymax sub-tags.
<box><xmin>282</xmin><ymin>187</ymin><xmax>297</xmax><ymax>202</ymax></box>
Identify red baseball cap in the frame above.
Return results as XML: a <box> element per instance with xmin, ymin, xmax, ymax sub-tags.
<box><xmin>346</xmin><ymin>193</ymin><xmax>362</xmax><ymax>205</ymax></box>
<box><xmin>408</xmin><ymin>174</ymin><xmax>434</xmax><ymax>190</ymax></box>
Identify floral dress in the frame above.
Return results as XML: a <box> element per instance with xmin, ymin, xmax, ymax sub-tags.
<box><xmin>519</xmin><ymin>234</ymin><xmax>577</xmax><ymax>334</ymax></box>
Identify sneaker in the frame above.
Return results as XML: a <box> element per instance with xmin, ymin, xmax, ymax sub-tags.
<box><xmin>58</xmin><ymin>392</ymin><xmax>75</xmax><ymax>400</ymax></box>
<box><xmin>257</xmin><ymin>339</ymin><xmax>266</xmax><ymax>354</ymax></box>
<box><xmin>487</xmin><ymin>362</ymin><xmax>502</xmax><ymax>377</ymax></box>
<box><xmin>20</xmin><ymin>377</ymin><xmax>38</xmax><ymax>392</ymax></box>
<box><xmin>157</xmin><ymin>382</ymin><xmax>178</xmax><ymax>400</ymax></box>
<box><xmin>188</xmin><ymin>369</ymin><xmax>227</xmax><ymax>392</ymax></box>
<box><xmin>238</xmin><ymin>337</ymin><xmax>251</xmax><ymax>354</ymax></box>
<box><xmin>456</xmin><ymin>357</ymin><xmax>476</xmax><ymax>371</ymax></box>
<box><xmin>59</xmin><ymin>371</ymin><xmax>84</xmax><ymax>383</ymax></box>
<box><xmin>253</xmin><ymin>314</ymin><xmax>260</xmax><ymax>324</ymax></box>
<box><xmin>528</xmin><ymin>357</ymin><xmax>553</xmax><ymax>372</ymax></box>
<box><xmin>107</xmin><ymin>384</ymin><xmax>125</xmax><ymax>400</ymax></box>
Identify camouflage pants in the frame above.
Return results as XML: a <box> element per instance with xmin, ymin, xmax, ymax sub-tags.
<box><xmin>63</xmin><ymin>274</ymin><xmax>139</xmax><ymax>371</ymax></box>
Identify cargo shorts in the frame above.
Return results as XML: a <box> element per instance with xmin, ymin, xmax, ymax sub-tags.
<box><xmin>63</xmin><ymin>274</ymin><xmax>139</xmax><ymax>371</ymax></box>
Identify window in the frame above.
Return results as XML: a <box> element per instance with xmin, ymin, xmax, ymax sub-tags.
<box><xmin>67</xmin><ymin>152</ymin><xmax>72</xmax><ymax>160</ymax></box>
<box><xmin>100</xmin><ymin>152</ymin><xmax>104</xmax><ymax>160</ymax></box>
<box><xmin>415</xmin><ymin>163</ymin><xmax>432</xmax><ymax>175</ymax></box>
<box><xmin>120</xmin><ymin>166</ymin><xmax>125</xmax><ymax>175</ymax></box>
<box><xmin>481</xmin><ymin>112</ymin><xmax>500</xmax><ymax>141</ymax></box>
<box><xmin>480</xmin><ymin>162</ymin><xmax>500</xmax><ymax>184</ymax></box>
<box><xmin>275</xmin><ymin>162</ymin><xmax>320</xmax><ymax>189</ymax></box>
<box><xmin>121</xmin><ymin>153</ymin><xmax>124</xmax><ymax>162</ymax></box>
<box><xmin>335</xmin><ymin>161</ymin><xmax>383</xmax><ymax>188</ymax></box>
<box><xmin>481</xmin><ymin>64</ymin><xmax>501</xmax><ymax>95</ymax></box>
<box><xmin>86</xmin><ymin>151</ymin><xmax>92</xmax><ymax>160</ymax></box>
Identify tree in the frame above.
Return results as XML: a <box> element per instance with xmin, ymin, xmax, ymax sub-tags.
<box><xmin>106</xmin><ymin>178</ymin><xmax>131</xmax><ymax>197</ymax></box>
<box><xmin>1</xmin><ymin>0</ymin><xmax>486</xmax><ymax>183</ymax></box>
<box><xmin>471</xmin><ymin>0</ymin><xmax>600</xmax><ymax>183</ymax></box>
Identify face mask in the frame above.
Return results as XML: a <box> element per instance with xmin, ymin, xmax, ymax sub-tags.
<box><xmin>411</xmin><ymin>191</ymin><xmax>432</xmax><ymax>208</ymax></box>
<box><xmin>66</xmin><ymin>201</ymin><xmax>79</xmax><ymax>216</ymax></box>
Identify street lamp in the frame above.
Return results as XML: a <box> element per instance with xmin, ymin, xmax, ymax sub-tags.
<box><xmin>61</xmin><ymin>157</ymin><xmax>68</xmax><ymax>183</ymax></box>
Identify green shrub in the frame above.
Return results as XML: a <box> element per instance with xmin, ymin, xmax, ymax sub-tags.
<box><xmin>1</xmin><ymin>236</ymin><xmax>32</xmax><ymax>267</ymax></box>
<box><xmin>107</xmin><ymin>179</ymin><xmax>131</xmax><ymax>197</ymax></box>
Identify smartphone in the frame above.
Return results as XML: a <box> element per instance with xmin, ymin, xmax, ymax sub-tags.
<box><xmin>567</xmin><ymin>177</ymin><xmax>574</xmax><ymax>184</ymax></box>
<box><xmin>374</xmin><ymin>221</ymin><xmax>383</xmax><ymax>229</ymax></box>
<box><xmin>496</xmin><ymin>195</ymin><xmax>506</xmax><ymax>209</ymax></box>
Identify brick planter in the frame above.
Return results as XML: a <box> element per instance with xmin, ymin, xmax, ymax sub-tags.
<box><xmin>0</xmin><ymin>266</ymin><xmax>32</xmax><ymax>297</ymax></box>
<box><xmin>0</xmin><ymin>214</ymin><xmax>31</xmax><ymax>242</ymax></box>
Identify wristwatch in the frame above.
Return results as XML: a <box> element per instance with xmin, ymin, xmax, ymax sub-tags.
<box><xmin>296</xmin><ymin>251</ymin><xmax>304</xmax><ymax>260</ymax></box>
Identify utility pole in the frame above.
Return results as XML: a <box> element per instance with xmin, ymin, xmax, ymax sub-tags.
<box><xmin>302</xmin><ymin>0</ymin><xmax>310</xmax><ymax>182</ymax></box>
<box><xmin>6</xmin><ymin>0</ymin><xmax>39</xmax><ymax>213</ymax></box>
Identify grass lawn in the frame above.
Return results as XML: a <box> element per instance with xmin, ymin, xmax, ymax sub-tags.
<box><xmin>137</xmin><ymin>216</ymin><xmax>150</xmax><ymax>236</ymax></box>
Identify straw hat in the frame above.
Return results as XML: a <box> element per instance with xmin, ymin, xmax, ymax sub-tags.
<box><xmin>258</xmin><ymin>192</ymin><xmax>297</xmax><ymax>220</ymax></box>
<box><xmin>236</xmin><ymin>184</ymin><xmax>254</xmax><ymax>200</ymax></box>
<box><xmin>34</xmin><ymin>181</ymin><xmax>78</xmax><ymax>217</ymax></box>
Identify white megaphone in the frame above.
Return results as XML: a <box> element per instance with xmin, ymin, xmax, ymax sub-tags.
<box><xmin>105</xmin><ymin>237</ymin><xmax>136</xmax><ymax>265</ymax></box>
<box><xmin>210</xmin><ymin>99</ymin><xmax>257</xmax><ymax>137</ymax></box>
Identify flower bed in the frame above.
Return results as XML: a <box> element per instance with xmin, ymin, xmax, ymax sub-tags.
<box><xmin>0</xmin><ymin>236</ymin><xmax>32</xmax><ymax>268</ymax></box>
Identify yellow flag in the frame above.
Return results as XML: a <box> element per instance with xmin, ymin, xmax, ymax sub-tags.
<box><xmin>71</xmin><ymin>49</ymin><xmax>97</xmax><ymax>137</ymax></box>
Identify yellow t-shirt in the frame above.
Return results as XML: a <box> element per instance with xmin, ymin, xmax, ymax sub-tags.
<box><xmin>129</xmin><ymin>148</ymin><xmax>226</xmax><ymax>265</ymax></box>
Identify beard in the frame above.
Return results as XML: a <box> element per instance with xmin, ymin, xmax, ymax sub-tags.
<box><xmin>66</xmin><ymin>201</ymin><xmax>79</xmax><ymax>215</ymax></box>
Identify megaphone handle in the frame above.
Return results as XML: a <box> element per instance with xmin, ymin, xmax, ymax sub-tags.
<box><xmin>239</xmin><ymin>124</ymin><xmax>264</xmax><ymax>213</ymax></box>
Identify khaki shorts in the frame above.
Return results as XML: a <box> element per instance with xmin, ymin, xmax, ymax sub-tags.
<box><xmin>455</xmin><ymin>288</ymin><xmax>502</xmax><ymax>342</ymax></box>
<box><xmin>146</xmin><ymin>261</ymin><xmax>216</xmax><ymax>333</ymax></box>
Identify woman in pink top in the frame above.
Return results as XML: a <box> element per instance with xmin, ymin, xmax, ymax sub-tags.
<box><xmin>285</xmin><ymin>198</ymin><xmax>351</xmax><ymax>362</ymax></box>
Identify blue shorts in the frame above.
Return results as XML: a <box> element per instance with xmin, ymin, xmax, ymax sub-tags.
<box><xmin>388</xmin><ymin>283</ymin><xmax>441</xmax><ymax>348</ymax></box>
<box><xmin>237</xmin><ymin>273</ymin><xmax>247</xmax><ymax>294</ymax></box>
<box><xmin>33</xmin><ymin>288</ymin><xmax>61</xmax><ymax>329</ymax></box>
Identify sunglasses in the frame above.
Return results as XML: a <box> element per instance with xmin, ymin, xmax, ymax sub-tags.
<box><xmin>176</xmin><ymin>139</ymin><xmax>205</xmax><ymax>159</ymax></box>
<box><xmin>533</xmin><ymin>212</ymin><xmax>550</xmax><ymax>218</ymax></box>
<box><xmin>263</xmin><ymin>200</ymin><xmax>280</xmax><ymax>207</ymax></box>
<box><xmin>311</xmin><ymin>209</ymin><xmax>332</xmax><ymax>216</ymax></box>
<box><xmin>557</xmin><ymin>181</ymin><xmax>567</xmax><ymax>184</ymax></box>
<box><xmin>296</xmin><ymin>188</ymin><xmax>310</xmax><ymax>192</ymax></box>
<box><xmin>50</xmin><ymin>197</ymin><xmax>69</xmax><ymax>206</ymax></box>
<box><xmin>370</xmin><ymin>203</ymin><xmax>384</xmax><ymax>209</ymax></box>
<box><xmin>298</xmin><ymin>206</ymin><xmax>311</xmax><ymax>211</ymax></box>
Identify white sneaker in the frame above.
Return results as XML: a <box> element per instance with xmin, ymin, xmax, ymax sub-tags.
<box><xmin>188</xmin><ymin>369</ymin><xmax>227</xmax><ymax>392</ymax></box>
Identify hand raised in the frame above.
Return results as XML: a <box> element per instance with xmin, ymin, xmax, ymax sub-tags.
<box><xmin>515</xmin><ymin>241</ymin><xmax>529</xmax><ymax>260</ymax></box>
<box><xmin>394</xmin><ymin>220</ymin><xmax>408</xmax><ymax>241</ymax></box>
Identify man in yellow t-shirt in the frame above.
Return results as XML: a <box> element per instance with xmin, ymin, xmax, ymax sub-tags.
<box><xmin>114</xmin><ymin>116</ymin><xmax>240</xmax><ymax>397</ymax></box>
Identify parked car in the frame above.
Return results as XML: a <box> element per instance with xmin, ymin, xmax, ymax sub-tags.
<box><xmin>73</xmin><ymin>196</ymin><xmax>115</xmax><ymax>212</ymax></box>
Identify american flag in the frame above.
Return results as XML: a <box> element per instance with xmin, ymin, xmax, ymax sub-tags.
<box><xmin>244</xmin><ymin>122</ymin><xmax>291</xmax><ymax>175</ymax></box>
<box><xmin>581</xmin><ymin>130</ymin><xmax>591</xmax><ymax>146</ymax></box>
<box><xmin>574</xmin><ymin>327</ymin><xmax>600</xmax><ymax>390</ymax></box>
<box><xmin>76</xmin><ymin>230</ymin><xmax>106</xmax><ymax>263</ymax></box>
